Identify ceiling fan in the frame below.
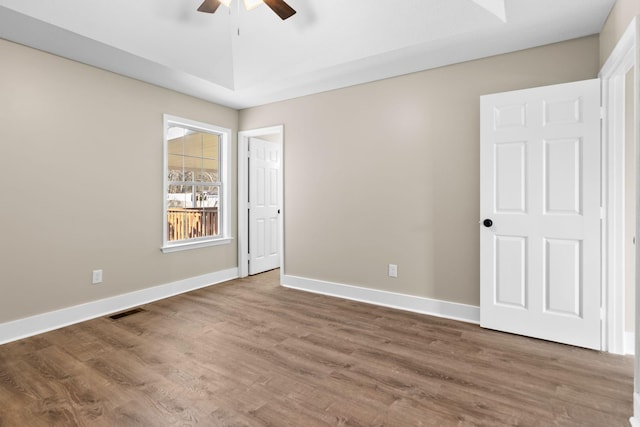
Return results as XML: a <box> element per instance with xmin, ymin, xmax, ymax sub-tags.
<box><xmin>197</xmin><ymin>0</ymin><xmax>297</xmax><ymax>20</ymax></box>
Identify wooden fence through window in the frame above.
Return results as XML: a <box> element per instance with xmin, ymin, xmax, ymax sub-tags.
<box><xmin>167</xmin><ymin>208</ymin><xmax>218</xmax><ymax>241</ymax></box>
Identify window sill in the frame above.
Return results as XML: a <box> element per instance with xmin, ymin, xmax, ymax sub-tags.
<box><xmin>161</xmin><ymin>237</ymin><xmax>233</xmax><ymax>253</ymax></box>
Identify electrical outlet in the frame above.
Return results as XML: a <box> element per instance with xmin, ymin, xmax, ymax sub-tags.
<box><xmin>92</xmin><ymin>269</ymin><xmax>103</xmax><ymax>285</ymax></box>
<box><xmin>388</xmin><ymin>264</ymin><xmax>398</xmax><ymax>278</ymax></box>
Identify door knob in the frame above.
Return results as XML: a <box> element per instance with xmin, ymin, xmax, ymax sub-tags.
<box><xmin>483</xmin><ymin>219</ymin><xmax>493</xmax><ymax>228</ymax></box>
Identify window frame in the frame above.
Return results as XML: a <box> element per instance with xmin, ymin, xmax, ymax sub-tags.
<box><xmin>161</xmin><ymin>114</ymin><xmax>232</xmax><ymax>253</ymax></box>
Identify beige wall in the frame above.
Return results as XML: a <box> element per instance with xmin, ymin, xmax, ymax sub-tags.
<box><xmin>239</xmin><ymin>36</ymin><xmax>600</xmax><ymax>306</ymax></box>
<box><xmin>600</xmin><ymin>0</ymin><xmax>640</xmax><ymax>66</ymax></box>
<box><xmin>0</xmin><ymin>29</ymin><xmax>607</xmax><ymax>324</ymax></box>
<box><xmin>0</xmin><ymin>38</ymin><xmax>238</xmax><ymax>323</ymax></box>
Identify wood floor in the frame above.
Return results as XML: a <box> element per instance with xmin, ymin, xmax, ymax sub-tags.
<box><xmin>0</xmin><ymin>270</ymin><xmax>633</xmax><ymax>426</ymax></box>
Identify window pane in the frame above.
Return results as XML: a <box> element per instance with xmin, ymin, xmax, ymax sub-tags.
<box><xmin>167</xmin><ymin>185</ymin><xmax>187</xmax><ymax>242</ymax></box>
<box><xmin>167</xmin><ymin>134</ymin><xmax>183</xmax><ymax>155</ymax></box>
<box><xmin>183</xmin><ymin>170</ymin><xmax>194</xmax><ymax>183</ymax></box>
<box><xmin>182</xmin><ymin>185</ymin><xmax>194</xmax><ymax>208</ymax></box>
<box><xmin>167</xmin><ymin>185</ymin><xmax>187</xmax><ymax>207</ymax></box>
<box><xmin>196</xmin><ymin>186</ymin><xmax>219</xmax><ymax>237</ymax></box>
<box><xmin>184</xmin><ymin>132</ymin><xmax>203</xmax><ymax>158</ymax></box>
<box><xmin>197</xmin><ymin>186</ymin><xmax>219</xmax><ymax>208</ymax></box>
<box><xmin>167</xmin><ymin>127</ymin><xmax>186</xmax><ymax>148</ymax></box>
<box><xmin>201</xmin><ymin>158</ymin><xmax>218</xmax><ymax>182</ymax></box>
<box><xmin>167</xmin><ymin>154</ymin><xmax>183</xmax><ymax>174</ymax></box>
<box><xmin>183</xmin><ymin>156</ymin><xmax>202</xmax><ymax>176</ymax></box>
<box><xmin>202</xmin><ymin>134</ymin><xmax>219</xmax><ymax>160</ymax></box>
<box><xmin>167</xmin><ymin>207</ymin><xmax>186</xmax><ymax>241</ymax></box>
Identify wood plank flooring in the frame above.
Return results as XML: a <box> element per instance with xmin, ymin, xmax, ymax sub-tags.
<box><xmin>0</xmin><ymin>269</ymin><xmax>633</xmax><ymax>426</ymax></box>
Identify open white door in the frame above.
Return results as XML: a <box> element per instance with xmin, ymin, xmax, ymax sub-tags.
<box><xmin>249</xmin><ymin>137</ymin><xmax>281</xmax><ymax>275</ymax></box>
<box><xmin>480</xmin><ymin>79</ymin><xmax>602</xmax><ymax>350</ymax></box>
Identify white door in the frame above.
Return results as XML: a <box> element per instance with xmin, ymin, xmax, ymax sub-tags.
<box><xmin>249</xmin><ymin>137</ymin><xmax>281</xmax><ymax>274</ymax></box>
<box><xmin>480</xmin><ymin>79</ymin><xmax>602</xmax><ymax>350</ymax></box>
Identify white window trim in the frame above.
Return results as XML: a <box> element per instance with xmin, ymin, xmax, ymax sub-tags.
<box><xmin>161</xmin><ymin>114</ymin><xmax>233</xmax><ymax>253</ymax></box>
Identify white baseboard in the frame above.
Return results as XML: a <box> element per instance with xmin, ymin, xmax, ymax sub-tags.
<box><xmin>0</xmin><ymin>268</ymin><xmax>238</xmax><ymax>345</ymax></box>
<box><xmin>281</xmin><ymin>275</ymin><xmax>480</xmax><ymax>324</ymax></box>
<box><xmin>631</xmin><ymin>393</ymin><xmax>640</xmax><ymax>427</ymax></box>
<box><xmin>626</xmin><ymin>331</ymin><xmax>636</xmax><ymax>355</ymax></box>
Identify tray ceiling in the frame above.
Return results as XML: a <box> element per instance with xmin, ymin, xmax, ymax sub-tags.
<box><xmin>0</xmin><ymin>0</ymin><xmax>615</xmax><ymax>109</ymax></box>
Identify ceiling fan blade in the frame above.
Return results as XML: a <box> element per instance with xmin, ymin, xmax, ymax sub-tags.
<box><xmin>197</xmin><ymin>0</ymin><xmax>221</xmax><ymax>13</ymax></box>
<box><xmin>263</xmin><ymin>0</ymin><xmax>296</xmax><ymax>20</ymax></box>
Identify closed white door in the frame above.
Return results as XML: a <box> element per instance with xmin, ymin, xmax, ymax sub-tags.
<box><xmin>249</xmin><ymin>137</ymin><xmax>281</xmax><ymax>275</ymax></box>
<box><xmin>480</xmin><ymin>79</ymin><xmax>601</xmax><ymax>350</ymax></box>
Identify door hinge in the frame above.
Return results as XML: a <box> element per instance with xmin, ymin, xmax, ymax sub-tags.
<box><xmin>600</xmin><ymin>206</ymin><xmax>606</xmax><ymax>219</ymax></box>
<box><xmin>600</xmin><ymin>307</ymin><xmax>605</xmax><ymax>321</ymax></box>
<box><xmin>600</xmin><ymin>106</ymin><xmax>605</xmax><ymax>120</ymax></box>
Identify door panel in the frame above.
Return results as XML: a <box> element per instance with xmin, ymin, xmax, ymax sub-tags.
<box><xmin>495</xmin><ymin>236</ymin><xmax>527</xmax><ymax>309</ymax></box>
<box><xmin>544</xmin><ymin>138</ymin><xmax>582</xmax><ymax>214</ymax></box>
<box><xmin>480</xmin><ymin>79</ymin><xmax>601</xmax><ymax>350</ymax></box>
<box><xmin>495</xmin><ymin>141</ymin><xmax>526</xmax><ymax>213</ymax></box>
<box><xmin>249</xmin><ymin>137</ymin><xmax>281</xmax><ymax>275</ymax></box>
<box><xmin>544</xmin><ymin>238</ymin><xmax>581</xmax><ymax>317</ymax></box>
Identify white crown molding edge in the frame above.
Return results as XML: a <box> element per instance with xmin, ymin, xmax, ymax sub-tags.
<box><xmin>281</xmin><ymin>275</ymin><xmax>479</xmax><ymax>325</ymax></box>
<box><xmin>0</xmin><ymin>268</ymin><xmax>239</xmax><ymax>345</ymax></box>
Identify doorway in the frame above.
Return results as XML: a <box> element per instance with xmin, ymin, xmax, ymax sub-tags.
<box><xmin>479</xmin><ymin>17</ymin><xmax>638</xmax><ymax>356</ymax></box>
<box><xmin>598</xmin><ymin>16</ymin><xmax>638</xmax><ymax>425</ymax></box>
<box><xmin>600</xmin><ymin>17</ymin><xmax>638</xmax><ymax>356</ymax></box>
<box><xmin>238</xmin><ymin>125</ymin><xmax>284</xmax><ymax>278</ymax></box>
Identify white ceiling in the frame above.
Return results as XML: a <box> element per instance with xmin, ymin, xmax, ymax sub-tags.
<box><xmin>0</xmin><ymin>0</ymin><xmax>615</xmax><ymax>109</ymax></box>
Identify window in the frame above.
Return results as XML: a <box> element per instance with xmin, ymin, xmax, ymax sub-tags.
<box><xmin>162</xmin><ymin>115</ymin><xmax>232</xmax><ymax>252</ymax></box>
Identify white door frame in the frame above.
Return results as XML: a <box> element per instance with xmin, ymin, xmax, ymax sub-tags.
<box><xmin>599</xmin><ymin>17</ymin><xmax>638</xmax><ymax>355</ymax></box>
<box><xmin>238</xmin><ymin>125</ymin><xmax>284</xmax><ymax>279</ymax></box>
<box><xmin>598</xmin><ymin>16</ymin><xmax>639</xmax><ymax>427</ymax></box>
